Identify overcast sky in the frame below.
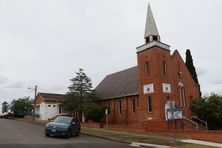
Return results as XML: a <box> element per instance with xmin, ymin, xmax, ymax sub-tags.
<box><xmin>0</xmin><ymin>0</ymin><xmax>222</xmax><ymax>108</ymax></box>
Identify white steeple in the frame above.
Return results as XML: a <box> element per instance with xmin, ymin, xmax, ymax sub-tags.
<box><xmin>136</xmin><ymin>3</ymin><xmax>170</xmax><ymax>53</ymax></box>
<box><xmin>144</xmin><ymin>3</ymin><xmax>160</xmax><ymax>43</ymax></box>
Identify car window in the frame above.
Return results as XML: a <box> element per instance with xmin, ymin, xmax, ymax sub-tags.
<box><xmin>54</xmin><ymin>116</ymin><xmax>72</xmax><ymax>124</ymax></box>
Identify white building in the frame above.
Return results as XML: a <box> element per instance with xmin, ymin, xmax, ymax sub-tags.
<box><xmin>34</xmin><ymin>93</ymin><xmax>67</xmax><ymax>120</ymax></box>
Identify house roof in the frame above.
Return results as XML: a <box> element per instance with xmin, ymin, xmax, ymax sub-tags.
<box><xmin>38</xmin><ymin>92</ymin><xmax>65</xmax><ymax>100</ymax></box>
<box><xmin>95</xmin><ymin>66</ymin><xmax>139</xmax><ymax>100</ymax></box>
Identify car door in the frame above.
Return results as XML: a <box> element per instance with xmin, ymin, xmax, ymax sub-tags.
<box><xmin>70</xmin><ymin>118</ymin><xmax>76</xmax><ymax>135</ymax></box>
<box><xmin>72</xmin><ymin>118</ymin><xmax>79</xmax><ymax>133</ymax></box>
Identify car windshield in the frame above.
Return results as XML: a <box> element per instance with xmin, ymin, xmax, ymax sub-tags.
<box><xmin>54</xmin><ymin>116</ymin><xmax>72</xmax><ymax>124</ymax></box>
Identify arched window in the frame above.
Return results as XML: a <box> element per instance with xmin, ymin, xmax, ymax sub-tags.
<box><xmin>147</xmin><ymin>96</ymin><xmax>152</xmax><ymax>112</ymax></box>
<box><xmin>178</xmin><ymin>82</ymin><xmax>186</xmax><ymax>107</ymax></box>
<box><xmin>145</xmin><ymin>61</ymin><xmax>150</xmax><ymax>76</ymax></box>
<box><xmin>131</xmin><ymin>98</ymin><xmax>136</xmax><ymax>113</ymax></box>
<box><xmin>119</xmin><ymin>100</ymin><xmax>122</xmax><ymax>114</ymax></box>
<box><xmin>163</xmin><ymin>61</ymin><xmax>167</xmax><ymax>75</ymax></box>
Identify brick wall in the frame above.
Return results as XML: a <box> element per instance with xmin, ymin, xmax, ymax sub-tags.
<box><xmin>100</xmin><ymin>95</ymin><xmax>139</xmax><ymax>124</ymax></box>
<box><xmin>34</xmin><ymin>95</ymin><xmax>44</xmax><ymax>105</ymax></box>
<box><xmin>137</xmin><ymin>47</ymin><xmax>200</xmax><ymax>122</ymax></box>
<box><xmin>98</xmin><ymin>47</ymin><xmax>200</xmax><ymax>127</ymax></box>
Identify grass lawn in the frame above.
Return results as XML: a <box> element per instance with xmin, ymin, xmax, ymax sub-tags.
<box><xmin>81</xmin><ymin>127</ymin><xmax>215</xmax><ymax>148</ymax></box>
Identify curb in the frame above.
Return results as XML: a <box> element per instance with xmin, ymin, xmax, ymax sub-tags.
<box><xmin>179</xmin><ymin>139</ymin><xmax>222</xmax><ymax>148</ymax></box>
<box><xmin>130</xmin><ymin>142</ymin><xmax>170</xmax><ymax>148</ymax></box>
<box><xmin>81</xmin><ymin>132</ymin><xmax>130</xmax><ymax>144</ymax></box>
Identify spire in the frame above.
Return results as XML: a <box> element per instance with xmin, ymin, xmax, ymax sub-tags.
<box><xmin>144</xmin><ymin>3</ymin><xmax>160</xmax><ymax>43</ymax></box>
<box><xmin>136</xmin><ymin>3</ymin><xmax>170</xmax><ymax>52</ymax></box>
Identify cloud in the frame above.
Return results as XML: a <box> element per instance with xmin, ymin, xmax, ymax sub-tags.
<box><xmin>0</xmin><ymin>76</ymin><xmax>9</xmax><ymax>84</ymax></box>
<box><xmin>5</xmin><ymin>81</ymin><xmax>25</xmax><ymax>89</ymax></box>
<box><xmin>197</xmin><ymin>67</ymin><xmax>207</xmax><ymax>76</ymax></box>
<box><xmin>211</xmin><ymin>80</ymin><xmax>222</xmax><ymax>85</ymax></box>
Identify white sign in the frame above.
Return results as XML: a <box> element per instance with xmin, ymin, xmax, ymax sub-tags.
<box><xmin>105</xmin><ymin>109</ymin><xmax>108</xmax><ymax>115</ymax></box>
<box><xmin>143</xmin><ymin>84</ymin><xmax>154</xmax><ymax>94</ymax></box>
<box><xmin>162</xmin><ymin>83</ymin><xmax>171</xmax><ymax>93</ymax></box>
<box><xmin>167</xmin><ymin>109</ymin><xmax>183</xmax><ymax>120</ymax></box>
<box><xmin>165</xmin><ymin>101</ymin><xmax>175</xmax><ymax>120</ymax></box>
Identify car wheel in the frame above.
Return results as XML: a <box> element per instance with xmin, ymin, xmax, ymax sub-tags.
<box><xmin>45</xmin><ymin>133</ymin><xmax>50</xmax><ymax>137</ymax></box>
<box><xmin>75</xmin><ymin>128</ymin><xmax>80</xmax><ymax>136</ymax></box>
<box><xmin>66</xmin><ymin>130</ymin><xmax>71</xmax><ymax>138</ymax></box>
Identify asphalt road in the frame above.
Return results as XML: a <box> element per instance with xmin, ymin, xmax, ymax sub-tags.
<box><xmin>0</xmin><ymin>119</ymin><xmax>133</xmax><ymax>148</ymax></box>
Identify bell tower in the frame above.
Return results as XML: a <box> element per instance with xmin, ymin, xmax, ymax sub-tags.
<box><xmin>136</xmin><ymin>3</ymin><xmax>173</xmax><ymax>121</ymax></box>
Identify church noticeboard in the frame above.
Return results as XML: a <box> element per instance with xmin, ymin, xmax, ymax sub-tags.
<box><xmin>166</xmin><ymin>108</ymin><xmax>183</xmax><ymax>120</ymax></box>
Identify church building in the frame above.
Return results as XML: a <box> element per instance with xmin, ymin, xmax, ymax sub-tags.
<box><xmin>95</xmin><ymin>4</ymin><xmax>201</xmax><ymax>129</ymax></box>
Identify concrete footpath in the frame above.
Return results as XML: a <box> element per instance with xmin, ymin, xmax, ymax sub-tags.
<box><xmin>83</xmin><ymin>127</ymin><xmax>222</xmax><ymax>148</ymax></box>
<box><xmin>179</xmin><ymin>139</ymin><xmax>222</xmax><ymax>148</ymax></box>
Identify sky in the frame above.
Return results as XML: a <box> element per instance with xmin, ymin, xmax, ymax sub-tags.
<box><xmin>0</xmin><ymin>0</ymin><xmax>222</xmax><ymax>109</ymax></box>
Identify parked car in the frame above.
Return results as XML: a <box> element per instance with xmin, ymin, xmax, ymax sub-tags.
<box><xmin>44</xmin><ymin>116</ymin><xmax>80</xmax><ymax>138</ymax></box>
<box><xmin>0</xmin><ymin>112</ymin><xmax>14</xmax><ymax>119</ymax></box>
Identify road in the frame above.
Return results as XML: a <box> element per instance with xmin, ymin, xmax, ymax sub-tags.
<box><xmin>0</xmin><ymin>119</ymin><xmax>133</xmax><ymax>148</ymax></box>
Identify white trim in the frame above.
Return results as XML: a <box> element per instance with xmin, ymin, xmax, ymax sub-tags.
<box><xmin>136</xmin><ymin>41</ymin><xmax>170</xmax><ymax>52</ymax></box>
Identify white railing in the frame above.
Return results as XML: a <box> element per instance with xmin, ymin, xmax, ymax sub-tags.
<box><xmin>183</xmin><ymin>116</ymin><xmax>198</xmax><ymax>130</ymax></box>
<box><xmin>191</xmin><ymin>116</ymin><xmax>208</xmax><ymax>130</ymax></box>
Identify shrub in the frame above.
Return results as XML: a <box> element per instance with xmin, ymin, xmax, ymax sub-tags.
<box><xmin>191</xmin><ymin>94</ymin><xmax>222</xmax><ymax>130</ymax></box>
<box><xmin>84</xmin><ymin>103</ymin><xmax>106</xmax><ymax>123</ymax></box>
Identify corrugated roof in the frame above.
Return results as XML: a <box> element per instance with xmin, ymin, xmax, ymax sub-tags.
<box><xmin>39</xmin><ymin>92</ymin><xmax>65</xmax><ymax>100</ymax></box>
<box><xmin>95</xmin><ymin>66</ymin><xmax>139</xmax><ymax>100</ymax></box>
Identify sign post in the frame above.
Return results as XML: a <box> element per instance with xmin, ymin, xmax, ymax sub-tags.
<box><xmin>167</xmin><ymin>108</ymin><xmax>182</xmax><ymax>147</ymax></box>
<box><xmin>105</xmin><ymin>109</ymin><xmax>108</xmax><ymax>128</ymax></box>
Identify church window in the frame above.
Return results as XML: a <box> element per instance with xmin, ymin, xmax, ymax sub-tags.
<box><xmin>147</xmin><ymin>96</ymin><xmax>152</xmax><ymax>112</ymax></box>
<box><xmin>119</xmin><ymin>100</ymin><xmax>122</xmax><ymax>114</ymax></box>
<box><xmin>59</xmin><ymin>105</ymin><xmax>62</xmax><ymax>114</ymax></box>
<box><xmin>163</xmin><ymin>61</ymin><xmax>167</xmax><ymax>75</ymax></box>
<box><xmin>105</xmin><ymin>101</ymin><xmax>110</xmax><ymax>108</ymax></box>
<box><xmin>145</xmin><ymin>61</ymin><xmax>150</xmax><ymax>76</ymax></box>
<box><xmin>179</xmin><ymin>83</ymin><xmax>186</xmax><ymax>107</ymax></box>
<box><xmin>131</xmin><ymin>98</ymin><xmax>136</xmax><ymax>113</ymax></box>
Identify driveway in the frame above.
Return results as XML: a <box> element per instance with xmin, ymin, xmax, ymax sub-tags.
<box><xmin>0</xmin><ymin>119</ymin><xmax>133</xmax><ymax>148</ymax></box>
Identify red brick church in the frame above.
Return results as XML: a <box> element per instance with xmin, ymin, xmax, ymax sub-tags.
<box><xmin>95</xmin><ymin>4</ymin><xmax>201</xmax><ymax>129</ymax></box>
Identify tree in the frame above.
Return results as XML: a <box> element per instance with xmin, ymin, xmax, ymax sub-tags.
<box><xmin>63</xmin><ymin>68</ymin><xmax>93</xmax><ymax>121</ymax></box>
<box><xmin>2</xmin><ymin>101</ymin><xmax>9</xmax><ymax>113</ymax></box>
<box><xmin>185</xmin><ymin>49</ymin><xmax>199</xmax><ymax>84</ymax></box>
<box><xmin>190</xmin><ymin>94</ymin><xmax>222</xmax><ymax>130</ymax></box>
<box><xmin>61</xmin><ymin>94</ymin><xmax>81</xmax><ymax>117</ymax></box>
<box><xmin>84</xmin><ymin>102</ymin><xmax>106</xmax><ymax>123</ymax></box>
<box><xmin>10</xmin><ymin>97</ymin><xmax>33</xmax><ymax>117</ymax></box>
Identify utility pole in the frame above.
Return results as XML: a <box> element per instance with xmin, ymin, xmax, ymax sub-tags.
<box><xmin>33</xmin><ymin>85</ymin><xmax>37</xmax><ymax>122</ymax></box>
<box><xmin>29</xmin><ymin>85</ymin><xmax>37</xmax><ymax>123</ymax></box>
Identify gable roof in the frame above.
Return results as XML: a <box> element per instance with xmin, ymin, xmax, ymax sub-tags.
<box><xmin>95</xmin><ymin>66</ymin><xmax>139</xmax><ymax>100</ymax></box>
<box><xmin>38</xmin><ymin>92</ymin><xmax>65</xmax><ymax>100</ymax></box>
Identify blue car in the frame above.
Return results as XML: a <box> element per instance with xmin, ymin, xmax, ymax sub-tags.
<box><xmin>44</xmin><ymin>116</ymin><xmax>80</xmax><ymax>138</ymax></box>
